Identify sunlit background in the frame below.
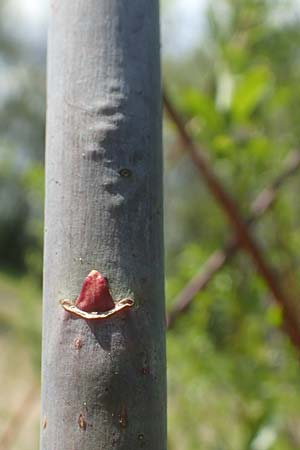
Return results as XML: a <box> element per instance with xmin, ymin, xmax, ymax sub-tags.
<box><xmin>2</xmin><ymin>0</ymin><xmax>300</xmax><ymax>449</ymax></box>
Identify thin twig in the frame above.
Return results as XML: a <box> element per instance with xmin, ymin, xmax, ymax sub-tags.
<box><xmin>164</xmin><ymin>90</ymin><xmax>300</xmax><ymax>347</ymax></box>
<box><xmin>167</xmin><ymin>150</ymin><xmax>300</xmax><ymax>328</ymax></box>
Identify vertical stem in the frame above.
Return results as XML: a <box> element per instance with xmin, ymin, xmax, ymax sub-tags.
<box><xmin>41</xmin><ymin>1</ymin><xmax>166</xmax><ymax>449</ymax></box>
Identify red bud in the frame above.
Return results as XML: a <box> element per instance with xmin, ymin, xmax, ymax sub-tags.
<box><xmin>75</xmin><ymin>270</ymin><xmax>115</xmax><ymax>312</ymax></box>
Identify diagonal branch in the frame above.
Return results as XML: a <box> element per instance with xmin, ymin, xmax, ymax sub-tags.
<box><xmin>167</xmin><ymin>150</ymin><xmax>300</xmax><ymax>328</ymax></box>
<box><xmin>163</xmin><ymin>90</ymin><xmax>300</xmax><ymax>347</ymax></box>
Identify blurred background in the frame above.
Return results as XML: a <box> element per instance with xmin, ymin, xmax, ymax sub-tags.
<box><xmin>2</xmin><ymin>0</ymin><xmax>300</xmax><ymax>449</ymax></box>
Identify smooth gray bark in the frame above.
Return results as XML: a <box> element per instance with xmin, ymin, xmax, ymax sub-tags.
<box><xmin>41</xmin><ymin>1</ymin><xmax>165</xmax><ymax>449</ymax></box>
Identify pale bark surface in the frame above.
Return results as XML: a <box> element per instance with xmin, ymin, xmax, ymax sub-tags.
<box><xmin>41</xmin><ymin>1</ymin><xmax>165</xmax><ymax>449</ymax></box>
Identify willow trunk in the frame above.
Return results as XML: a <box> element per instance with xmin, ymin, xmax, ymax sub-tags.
<box><xmin>40</xmin><ymin>1</ymin><xmax>166</xmax><ymax>449</ymax></box>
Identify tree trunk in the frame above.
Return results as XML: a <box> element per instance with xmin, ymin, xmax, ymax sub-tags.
<box><xmin>40</xmin><ymin>1</ymin><xmax>166</xmax><ymax>449</ymax></box>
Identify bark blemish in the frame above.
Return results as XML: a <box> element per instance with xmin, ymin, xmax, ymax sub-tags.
<box><xmin>42</xmin><ymin>417</ymin><xmax>47</xmax><ymax>429</ymax></box>
<box><xmin>138</xmin><ymin>433</ymin><xmax>145</xmax><ymax>446</ymax></box>
<box><xmin>141</xmin><ymin>366</ymin><xmax>150</xmax><ymax>376</ymax></box>
<box><xmin>78</xmin><ymin>413</ymin><xmax>87</xmax><ymax>430</ymax></box>
<box><xmin>86</xmin><ymin>149</ymin><xmax>102</xmax><ymax>162</ymax></box>
<box><xmin>118</xmin><ymin>404</ymin><xmax>128</xmax><ymax>429</ymax></box>
<box><xmin>140</xmin><ymin>354</ymin><xmax>150</xmax><ymax>375</ymax></box>
<box><xmin>74</xmin><ymin>337</ymin><xmax>83</xmax><ymax>350</ymax></box>
<box><xmin>119</xmin><ymin>168</ymin><xmax>132</xmax><ymax>178</ymax></box>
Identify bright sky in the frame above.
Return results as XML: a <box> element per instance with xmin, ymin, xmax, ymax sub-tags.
<box><xmin>15</xmin><ymin>0</ymin><xmax>47</xmax><ymax>23</ymax></box>
<box><xmin>161</xmin><ymin>0</ymin><xmax>208</xmax><ymax>55</ymax></box>
<box><xmin>4</xmin><ymin>0</ymin><xmax>47</xmax><ymax>46</ymax></box>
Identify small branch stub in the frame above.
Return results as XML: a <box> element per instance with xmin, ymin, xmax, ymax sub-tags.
<box><xmin>60</xmin><ymin>270</ymin><xmax>134</xmax><ymax>320</ymax></box>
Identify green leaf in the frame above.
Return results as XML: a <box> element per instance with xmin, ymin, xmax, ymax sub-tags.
<box><xmin>231</xmin><ymin>66</ymin><xmax>272</xmax><ymax>120</ymax></box>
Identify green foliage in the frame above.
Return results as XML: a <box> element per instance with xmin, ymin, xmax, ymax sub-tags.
<box><xmin>0</xmin><ymin>0</ymin><xmax>45</xmax><ymax>279</ymax></box>
<box><xmin>164</xmin><ymin>0</ymin><xmax>300</xmax><ymax>448</ymax></box>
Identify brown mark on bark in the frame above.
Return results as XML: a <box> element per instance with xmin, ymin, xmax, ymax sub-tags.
<box><xmin>78</xmin><ymin>413</ymin><xmax>87</xmax><ymax>431</ymax></box>
<box><xmin>141</xmin><ymin>366</ymin><xmax>150</xmax><ymax>376</ymax></box>
<box><xmin>42</xmin><ymin>417</ymin><xmax>47</xmax><ymax>430</ymax></box>
<box><xmin>74</xmin><ymin>337</ymin><xmax>83</xmax><ymax>350</ymax></box>
<box><xmin>118</xmin><ymin>404</ymin><xmax>128</xmax><ymax>429</ymax></box>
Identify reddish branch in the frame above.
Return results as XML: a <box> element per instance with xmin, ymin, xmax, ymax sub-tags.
<box><xmin>163</xmin><ymin>90</ymin><xmax>300</xmax><ymax>347</ymax></box>
<box><xmin>167</xmin><ymin>150</ymin><xmax>300</xmax><ymax>328</ymax></box>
